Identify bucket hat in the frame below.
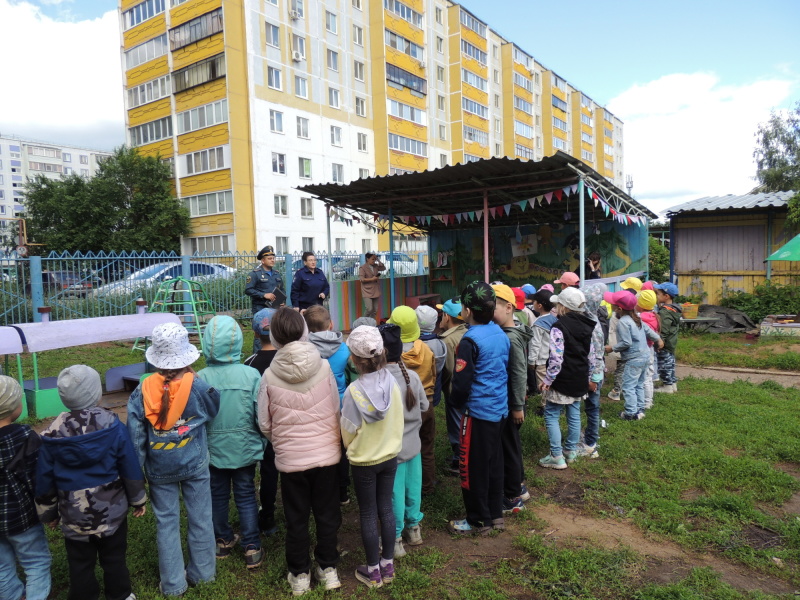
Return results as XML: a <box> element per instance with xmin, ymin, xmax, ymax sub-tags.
<box><xmin>146</xmin><ymin>322</ymin><xmax>200</xmax><ymax>370</ymax></box>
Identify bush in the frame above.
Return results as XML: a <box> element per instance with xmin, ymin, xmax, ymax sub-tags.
<box><xmin>719</xmin><ymin>280</ymin><xmax>800</xmax><ymax>322</ymax></box>
<box><xmin>648</xmin><ymin>237</ymin><xmax>670</xmax><ymax>283</ymax></box>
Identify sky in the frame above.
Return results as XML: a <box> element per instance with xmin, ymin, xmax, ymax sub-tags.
<box><xmin>1</xmin><ymin>0</ymin><xmax>799</xmax><ymax>215</ymax></box>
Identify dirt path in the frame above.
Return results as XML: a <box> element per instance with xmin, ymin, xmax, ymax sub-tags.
<box><xmin>677</xmin><ymin>364</ymin><xmax>800</xmax><ymax>388</ymax></box>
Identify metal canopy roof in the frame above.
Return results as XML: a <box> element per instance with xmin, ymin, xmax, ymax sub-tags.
<box><xmin>666</xmin><ymin>191</ymin><xmax>797</xmax><ymax>216</ymax></box>
<box><xmin>297</xmin><ymin>152</ymin><xmax>656</xmax><ymax>230</ymax></box>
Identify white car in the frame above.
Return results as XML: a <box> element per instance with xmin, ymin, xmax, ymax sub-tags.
<box><xmin>93</xmin><ymin>261</ymin><xmax>236</xmax><ymax>296</ymax></box>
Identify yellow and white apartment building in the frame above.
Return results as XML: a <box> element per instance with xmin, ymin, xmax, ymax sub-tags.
<box><xmin>119</xmin><ymin>0</ymin><xmax>624</xmax><ymax>254</ymax></box>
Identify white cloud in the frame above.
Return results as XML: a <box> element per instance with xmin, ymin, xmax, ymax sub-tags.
<box><xmin>608</xmin><ymin>73</ymin><xmax>797</xmax><ymax>216</ymax></box>
<box><xmin>0</xmin><ymin>0</ymin><xmax>124</xmax><ymax>150</ymax></box>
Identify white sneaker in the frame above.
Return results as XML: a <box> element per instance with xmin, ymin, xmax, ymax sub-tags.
<box><xmin>403</xmin><ymin>524</ymin><xmax>423</xmax><ymax>546</ymax></box>
<box><xmin>643</xmin><ymin>400</ymin><xmax>653</xmax><ymax>410</ymax></box>
<box><xmin>288</xmin><ymin>572</ymin><xmax>311</xmax><ymax>596</ymax></box>
<box><xmin>672</xmin><ymin>383</ymin><xmax>678</xmax><ymax>392</ymax></box>
<box><xmin>314</xmin><ymin>566</ymin><xmax>341</xmax><ymax>590</ymax></box>
<box><xmin>394</xmin><ymin>537</ymin><xmax>407</xmax><ymax>558</ymax></box>
<box><xmin>607</xmin><ymin>389</ymin><xmax>621</xmax><ymax>401</ymax></box>
<box><xmin>655</xmin><ymin>384</ymin><xmax>674</xmax><ymax>394</ymax></box>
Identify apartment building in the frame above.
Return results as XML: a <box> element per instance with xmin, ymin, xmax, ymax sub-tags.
<box><xmin>119</xmin><ymin>0</ymin><xmax>624</xmax><ymax>254</ymax></box>
<box><xmin>0</xmin><ymin>134</ymin><xmax>110</xmax><ymax>228</ymax></box>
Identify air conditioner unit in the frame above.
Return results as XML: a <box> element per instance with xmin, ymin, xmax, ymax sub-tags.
<box><xmin>289</xmin><ymin>9</ymin><xmax>300</xmax><ymax>19</ymax></box>
<box><xmin>292</xmin><ymin>50</ymin><xmax>303</xmax><ymax>62</ymax></box>
<box><xmin>418</xmin><ymin>61</ymin><xmax>426</xmax><ymax>69</ymax></box>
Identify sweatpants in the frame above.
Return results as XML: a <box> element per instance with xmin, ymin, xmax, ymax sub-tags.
<box><xmin>613</xmin><ymin>357</ymin><xmax>627</xmax><ymax>391</ymax></box>
<box><xmin>500</xmin><ymin>416</ymin><xmax>524</xmax><ymax>499</ymax></box>
<box><xmin>459</xmin><ymin>415</ymin><xmax>504</xmax><ymax>528</ymax></box>
<box><xmin>64</xmin><ymin>518</ymin><xmax>131</xmax><ymax>600</ymax></box>
<box><xmin>419</xmin><ymin>400</ymin><xmax>436</xmax><ymax>494</ymax></box>
<box><xmin>392</xmin><ymin>454</ymin><xmax>423</xmax><ymax>538</ymax></box>
<box><xmin>280</xmin><ymin>465</ymin><xmax>341</xmax><ymax>576</ymax></box>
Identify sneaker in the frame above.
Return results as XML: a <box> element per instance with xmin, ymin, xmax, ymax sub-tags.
<box><xmin>502</xmin><ymin>496</ymin><xmax>525</xmax><ymax>514</ymax></box>
<box><xmin>259</xmin><ymin>513</ymin><xmax>278</xmax><ymax>536</ymax></box>
<box><xmin>564</xmin><ymin>450</ymin><xmax>578</xmax><ymax>464</ymax></box>
<box><xmin>354</xmin><ymin>565</ymin><xmax>383</xmax><ymax>588</ymax></box>
<box><xmin>607</xmin><ymin>388</ymin><xmax>621</xmax><ymax>401</ymax></box>
<box><xmin>448</xmin><ymin>518</ymin><xmax>492</xmax><ymax>536</ymax></box>
<box><xmin>491</xmin><ymin>517</ymin><xmax>506</xmax><ymax>531</ymax></box>
<box><xmin>643</xmin><ymin>400</ymin><xmax>653</xmax><ymax>410</ymax></box>
<box><xmin>124</xmin><ymin>595</ymin><xmax>137</xmax><ymax>600</ymax></box>
<box><xmin>314</xmin><ymin>566</ymin><xmax>342</xmax><ymax>590</ymax></box>
<box><xmin>339</xmin><ymin>488</ymin><xmax>350</xmax><ymax>506</ymax></box>
<box><xmin>394</xmin><ymin>537</ymin><xmax>407</xmax><ymax>558</ymax></box>
<box><xmin>673</xmin><ymin>383</ymin><xmax>678</xmax><ymax>392</ymax></box>
<box><xmin>403</xmin><ymin>524</ymin><xmax>423</xmax><ymax>546</ymax></box>
<box><xmin>519</xmin><ymin>483</ymin><xmax>531</xmax><ymax>502</ymax></box>
<box><xmin>538</xmin><ymin>454</ymin><xmax>567</xmax><ymax>470</ymax></box>
<box><xmin>216</xmin><ymin>534</ymin><xmax>239</xmax><ymax>559</ymax></box>
<box><xmin>288</xmin><ymin>572</ymin><xmax>311</xmax><ymax>596</ymax></box>
<box><xmin>379</xmin><ymin>561</ymin><xmax>395</xmax><ymax>583</ymax></box>
<box><xmin>576</xmin><ymin>443</ymin><xmax>599</xmax><ymax>459</ymax></box>
<box><xmin>619</xmin><ymin>411</ymin><xmax>638</xmax><ymax>421</ymax></box>
<box><xmin>244</xmin><ymin>546</ymin><xmax>263</xmax><ymax>569</ymax></box>
<box><xmin>636</xmin><ymin>412</ymin><xmax>646</xmax><ymax>420</ymax></box>
<box><xmin>655</xmin><ymin>384</ymin><xmax>674</xmax><ymax>394</ymax></box>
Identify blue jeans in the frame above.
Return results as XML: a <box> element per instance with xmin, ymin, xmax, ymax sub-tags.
<box><xmin>622</xmin><ymin>356</ymin><xmax>649</xmax><ymax>416</ymax></box>
<box><xmin>392</xmin><ymin>454</ymin><xmax>423</xmax><ymax>538</ymax></box>
<box><xmin>0</xmin><ymin>523</ymin><xmax>51</xmax><ymax>600</ymax></box>
<box><xmin>544</xmin><ymin>400</ymin><xmax>581</xmax><ymax>457</ymax></box>
<box><xmin>210</xmin><ymin>464</ymin><xmax>260</xmax><ymax>549</ymax></box>
<box><xmin>584</xmin><ymin>379</ymin><xmax>603</xmax><ymax>448</ymax></box>
<box><xmin>150</xmin><ymin>470</ymin><xmax>216</xmax><ymax>596</ymax></box>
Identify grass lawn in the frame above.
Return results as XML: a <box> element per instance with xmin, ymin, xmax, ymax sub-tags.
<box><xmin>15</xmin><ymin>329</ymin><xmax>800</xmax><ymax>598</ymax></box>
<box><xmin>676</xmin><ymin>332</ymin><xmax>800</xmax><ymax>370</ymax></box>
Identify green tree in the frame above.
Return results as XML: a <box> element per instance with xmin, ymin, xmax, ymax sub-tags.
<box><xmin>753</xmin><ymin>101</ymin><xmax>800</xmax><ymax>224</ymax></box>
<box><xmin>24</xmin><ymin>147</ymin><xmax>190</xmax><ymax>254</ymax></box>
<box><xmin>648</xmin><ymin>236</ymin><xmax>670</xmax><ymax>283</ymax></box>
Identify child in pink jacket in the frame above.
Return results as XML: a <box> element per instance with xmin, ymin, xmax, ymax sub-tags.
<box><xmin>257</xmin><ymin>308</ymin><xmax>342</xmax><ymax>596</ymax></box>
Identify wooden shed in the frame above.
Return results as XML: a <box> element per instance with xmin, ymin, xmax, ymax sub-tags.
<box><xmin>666</xmin><ymin>191</ymin><xmax>799</xmax><ymax>303</ymax></box>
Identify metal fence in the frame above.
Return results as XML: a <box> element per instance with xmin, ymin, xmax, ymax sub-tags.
<box><xmin>0</xmin><ymin>250</ymin><xmax>429</xmax><ymax>325</ymax></box>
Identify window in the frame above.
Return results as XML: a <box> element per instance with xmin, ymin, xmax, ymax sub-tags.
<box><xmin>388</xmin><ymin>133</ymin><xmax>427</xmax><ymax>157</ymax></box>
<box><xmin>169</xmin><ymin>8</ymin><xmax>223</xmax><ymax>51</ymax></box>
<box><xmin>357</xmin><ymin>132</ymin><xmax>368</xmax><ymax>151</ymax></box>
<box><xmin>438</xmin><ymin>125</ymin><xmax>446</xmax><ymax>140</ymax></box>
<box><xmin>581</xmin><ymin>132</ymin><xmax>593</xmax><ymax>144</ymax></box>
<box><xmin>63</xmin><ymin>153</ymin><xmax>71</xmax><ymax>162</ymax></box>
<box><xmin>460</xmin><ymin>40</ymin><xmax>487</xmax><ymax>65</ymax></box>
<box><xmin>298</xmin><ymin>157</ymin><xmax>311</xmax><ymax>178</ymax></box>
<box><xmin>266</xmin><ymin>22</ymin><xmax>280</xmax><ymax>47</ymax></box>
<box><xmin>440</xmin><ymin>154</ymin><xmax>447</xmax><ymax>167</ymax></box>
<box><xmin>353</xmin><ymin>0</ymin><xmax>362</xmax><ymax>9</ymax></box>
<box><xmin>459</xmin><ymin>10</ymin><xmax>486</xmax><ymax>36</ymax></box>
<box><xmin>173</xmin><ymin>53</ymin><xmax>225</xmax><ymax>92</ymax></box>
<box><xmin>581</xmin><ymin>149</ymin><xmax>593</xmax><ymax>161</ymax></box>
<box><xmin>272</xmin><ymin>152</ymin><xmax>285</xmax><ymax>174</ymax></box>
<box><xmin>493</xmin><ymin>70</ymin><xmax>499</xmax><ymax>84</ymax></box>
<box><xmin>295</xmin><ymin>76</ymin><xmax>308</xmax><ymax>98</ymax></box>
<box><xmin>514</xmin><ymin>120</ymin><xmax>533</xmax><ymax>139</ymax></box>
<box><xmin>183</xmin><ymin>190</ymin><xmax>233</xmax><ymax>217</ymax></box>
<box><xmin>296</xmin><ymin>116</ymin><xmax>309</xmax><ymax>138</ymax></box>
<box><xmin>274</xmin><ymin>194</ymin><xmax>287</xmax><ymax>215</ymax></box>
<box><xmin>268</xmin><ymin>66</ymin><xmax>282</xmax><ymax>90</ymax></box>
<box><xmin>435</xmin><ymin>7</ymin><xmax>442</xmax><ymax>24</ymax></box>
<box><xmin>464</xmin><ymin>154</ymin><xmax>480</xmax><ymax>163</ymax></box>
<box><xmin>604</xmin><ymin>127</ymin><xmax>613</xmax><ymax>139</ymax></box>
<box><xmin>125</xmin><ymin>34</ymin><xmax>167</xmax><ymax>69</ymax></box>
<box><xmin>185</xmin><ymin>146</ymin><xmax>225</xmax><ymax>175</ymax></box>
<box><xmin>384</xmin><ymin>0</ymin><xmax>423</xmax><ymax>27</ymax></box>
<box><xmin>553</xmin><ymin>116</ymin><xmax>567</xmax><ymax>131</ymax></box>
<box><xmin>188</xmin><ymin>234</ymin><xmax>233</xmax><ymax>253</ymax></box>
<box><xmin>29</xmin><ymin>162</ymin><xmax>64</xmax><ymax>173</ymax></box>
<box><xmin>581</xmin><ymin>113</ymin><xmax>593</xmax><ymax>127</ymax></box>
<box><xmin>604</xmin><ymin>143</ymin><xmax>614</xmax><ymax>155</ymax></box>
<box><xmin>331</xmin><ymin>164</ymin><xmax>344</xmax><ymax>183</ymax></box>
<box><xmin>385</xmin><ymin>29</ymin><xmax>424</xmax><ymax>60</ymax></box>
<box><xmin>302</xmin><ymin>237</ymin><xmax>314</xmax><ymax>251</ymax></box>
<box><xmin>130</xmin><ymin>116</ymin><xmax>173</xmax><ymax>146</ymax></box>
<box><xmin>354</xmin><ymin>60</ymin><xmax>365</xmax><ymax>81</ymax></box>
<box><xmin>437</xmin><ymin>66</ymin><xmax>444</xmax><ymax>82</ymax></box>
<box><xmin>462</xmin><ymin>97</ymin><xmax>488</xmax><ymax>119</ymax></box>
<box><xmin>335</xmin><ymin>238</ymin><xmax>346</xmax><ymax>252</ymax></box>
<box><xmin>437</xmin><ymin>95</ymin><xmax>445</xmax><ymax>111</ymax></box>
<box><xmin>327</xmin><ymin>49</ymin><xmax>339</xmax><ymax>71</ymax></box>
<box><xmin>581</xmin><ymin>93</ymin><xmax>592</xmax><ymax>108</ymax></box>
<box><xmin>361</xmin><ymin>239</ymin><xmax>371</xmax><ymax>253</ymax></box>
<box><xmin>436</xmin><ymin>37</ymin><xmax>443</xmax><ymax>53</ymax></box>
<box><xmin>177</xmin><ymin>99</ymin><xmax>228</xmax><ymax>134</ymax></box>
<box><xmin>553</xmin><ymin>137</ymin><xmax>567</xmax><ymax>150</ymax></box>
<box><xmin>462</xmin><ymin>68</ymin><xmax>487</xmax><ymax>91</ymax></box>
<box><xmin>292</xmin><ymin>34</ymin><xmax>305</xmax><ymax>58</ymax></box>
<box><xmin>604</xmin><ymin>109</ymin><xmax>614</xmax><ymax>122</ymax></box>
<box><xmin>553</xmin><ymin>75</ymin><xmax>567</xmax><ymax>92</ymax></box>
<box><xmin>301</xmin><ymin>197</ymin><xmax>313</xmax><ymax>217</ymax></box>
<box><xmin>515</xmin><ymin>144</ymin><xmax>534</xmax><ymax>160</ymax></box>
<box><xmin>79</xmin><ymin>155</ymin><xmax>89</xmax><ymax>164</ymax></box>
<box><xmin>514</xmin><ymin>72</ymin><xmax>532</xmax><ymax>92</ymax></box>
<box><xmin>493</xmin><ymin>45</ymin><xmax>499</xmax><ymax>59</ymax></box>
<box><xmin>270</xmin><ymin>109</ymin><xmax>283</xmax><ymax>133</ymax></box>
<box><xmin>514</xmin><ymin>96</ymin><xmax>533</xmax><ymax>115</ymax></box>
<box><xmin>389</xmin><ymin>99</ymin><xmax>426</xmax><ymax>125</ymax></box>
<box><xmin>359</xmin><ymin>168</ymin><xmax>370</xmax><ymax>178</ymax></box>
<box><xmin>552</xmin><ymin>95</ymin><xmax>568</xmax><ymax>112</ymax></box>
<box><xmin>276</xmin><ymin>236</ymin><xmax>289</xmax><ymax>253</ymax></box>
<box><xmin>494</xmin><ymin>94</ymin><xmax>500</xmax><ymax>108</ymax></box>
<box><xmin>28</xmin><ymin>146</ymin><xmax>60</xmax><ymax>158</ymax></box>
<box><xmin>64</xmin><ymin>167</ymin><xmax>73</xmax><ymax>175</ymax></box>
<box><xmin>330</xmin><ymin>126</ymin><xmax>342</xmax><ymax>146</ymax></box>
<box><xmin>123</xmin><ymin>0</ymin><xmax>166</xmax><ymax>30</ymax></box>
<box><xmin>325</xmin><ymin>11</ymin><xmax>337</xmax><ymax>33</ymax></box>
<box><xmin>386</xmin><ymin>64</ymin><xmax>427</xmax><ymax>94</ymax></box>
<box><xmin>463</xmin><ymin>126</ymin><xmax>488</xmax><ymax>145</ymax></box>
<box><xmin>513</xmin><ymin>47</ymin><xmax>531</xmax><ymax>67</ymax></box>
<box><xmin>328</xmin><ymin>87</ymin><xmax>340</xmax><ymax>108</ymax></box>
<box><xmin>604</xmin><ymin>159</ymin><xmax>613</xmax><ymax>171</ymax></box>
<box><xmin>355</xmin><ymin>96</ymin><xmax>366</xmax><ymax>117</ymax></box>
<box><xmin>291</xmin><ymin>0</ymin><xmax>304</xmax><ymax>17</ymax></box>
<box><xmin>128</xmin><ymin>74</ymin><xmax>171</xmax><ymax>108</ymax></box>
<box><xmin>353</xmin><ymin>25</ymin><xmax>363</xmax><ymax>46</ymax></box>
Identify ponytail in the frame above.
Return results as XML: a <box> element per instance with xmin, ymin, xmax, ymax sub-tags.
<box><xmin>621</xmin><ymin>308</ymin><xmax>642</xmax><ymax>328</ymax></box>
<box><xmin>398</xmin><ymin>360</ymin><xmax>418</xmax><ymax>411</ymax></box>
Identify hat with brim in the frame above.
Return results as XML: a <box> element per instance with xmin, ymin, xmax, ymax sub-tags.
<box><xmin>257</xmin><ymin>245</ymin><xmax>276</xmax><ymax>259</ymax></box>
<box><xmin>146</xmin><ymin>322</ymin><xmax>200</xmax><ymax>370</ymax></box>
<box><xmin>554</xmin><ymin>272</ymin><xmax>580</xmax><ymax>286</ymax></box>
<box><xmin>637</xmin><ymin>290</ymin><xmax>657</xmax><ymax>311</ymax></box>
<box><xmin>604</xmin><ymin>290</ymin><xmax>638</xmax><ymax>311</ymax></box>
<box><xmin>653</xmin><ymin>282</ymin><xmax>679</xmax><ymax>298</ymax></box>
<box><xmin>512</xmin><ymin>287</ymin><xmax>526</xmax><ymax>310</ymax></box>
<box><xmin>551</xmin><ymin>287</ymin><xmax>586</xmax><ymax>311</ymax></box>
<box><xmin>436</xmin><ymin>299</ymin><xmax>463</xmax><ymax>319</ymax></box>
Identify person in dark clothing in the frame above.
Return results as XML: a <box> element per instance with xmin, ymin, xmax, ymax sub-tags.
<box><xmin>574</xmin><ymin>251</ymin><xmax>602</xmax><ymax>280</ymax></box>
<box><xmin>291</xmin><ymin>252</ymin><xmax>330</xmax><ymax>310</ymax></box>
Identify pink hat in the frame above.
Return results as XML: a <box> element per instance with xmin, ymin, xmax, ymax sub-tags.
<box><xmin>604</xmin><ymin>290</ymin><xmax>638</xmax><ymax>311</ymax></box>
<box><xmin>540</xmin><ymin>284</ymin><xmax>555</xmax><ymax>293</ymax></box>
<box><xmin>641</xmin><ymin>281</ymin><xmax>656</xmax><ymax>291</ymax></box>
<box><xmin>554</xmin><ymin>272</ymin><xmax>580</xmax><ymax>286</ymax></box>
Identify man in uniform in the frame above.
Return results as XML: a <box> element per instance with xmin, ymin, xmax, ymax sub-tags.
<box><xmin>245</xmin><ymin>245</ymin><xmax>283</xmax><ymax>352</ymax></box>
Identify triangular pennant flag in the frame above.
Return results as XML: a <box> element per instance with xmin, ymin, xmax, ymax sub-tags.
<box><xmin>401</xmin><ymin>216</ymin><xmax>408</xmax><ymax>224</ymax></box>
<box><xmin>537</xmin><ymin>195</ymin><xmax>544</xmax><ymax>205</ymax></box>
<box><xmin>476</xmin><ymin>210</ymin><xmax>483</xmax><ymax>221</ymax></box>
<box><xmin>456</xmin><ymin>213</ymin><xmax>462</xmax><ymax>223</ymax></box>
<box><xmin>466</xmin><ymin>211</ymin><xmax>473</xmax><ymax>221</ymax></box>
<box><xmin>554</xmin><ymin>189</ymin><xmax>563</xmax><ymax>201</ymax></box>
<box><xmin>562</xmin><ymin>186</ymin><xmax>571</xmax><ymax>197</ymax></box>
<box><xmin>504</xmin><ymin>204</ymin><xmax>512</xmax><ymax>216</ymax></box>
<box><xmin>571</xmin><ymin>184</ymin><xmax>578</xmax><ymax>194</ymax></box>
<box><xmin>545</xmin><ymin>192</ymin><xmax>553</xmax><ymax>204</ymax></box>
<box><xmin>489</xmin><ymin>206</ymin><xmax>497</xmax><ymax>218</ymax></box>
<box><xmin>517</xmin><ymin>199</ymin><xmax>527</xmax><ymax>211</ymax></box>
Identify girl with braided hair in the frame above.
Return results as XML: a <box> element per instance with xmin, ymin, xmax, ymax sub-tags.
<box><xmin>127</xmin><ymin>323</ymin><xmax>220</xmax><ymax>597</ymax></box>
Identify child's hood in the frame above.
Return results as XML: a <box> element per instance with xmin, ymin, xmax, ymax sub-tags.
<box><xmin>270</xmin><ymin>341</ymin><xmax>323</xmax><ymax>384</ymax></box>
<box><xmin>40</xmin><ymin>408</ymin><xmax>119</xmax><ymax>468</ymax></box>
<box><xmin>307</xmin><ymin>330</ymin><xmax>344</xmax><ymax>359</ymax></box>
<box><xmin>660</xmin><ymin>303</ymin><xmax>683</xmax><ymax>315</ymax></box>
<box><xmin>202</xmin><ymin>316</ymin><xmax>243</xmax><ymax>364</ymax></box>
<box><xmin>347</xmin><ymin>369</ymin><xmax>396</xmax><ymax>424</ymax></box>
<box><xmin>400</xmin><ymin>340</ymin><xmax>429</xmax><ymax>370</ymax></box>
<box><xmin>504</xmin><ymin>321</ymin><xmax>533</xmax><ymax>345</ymax></box>
<box><xmin>640</xmin><ymin>311</ymin><xmax>659</xmax><ymax>332</ymax></box>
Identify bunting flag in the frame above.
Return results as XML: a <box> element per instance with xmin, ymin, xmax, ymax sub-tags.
<box><xmin>571</xmin><ymin>184</ymin><xmax>578</xmax><ymax>194</ymax></box>
<box><xmin>545</xmin><ymin>192</ymin><xmax>553</xmax><ymax>204</ymax></box>
<box><xmin>469</xmin><ymin>211</ymin><xmax>476</xmax><ymax>221</ymax></box>
<box><xmin>554</xmin><ymin>189</ymin><xmax>563</xmax><ymax>202</ymax></box>
<box><xmin>563</xmin><ymin>186</ymin><xmax>572</xmax><ymax>198</ymax></box>
<box><xmin>503</xmin><ymin>204</ymin><xmax>512</xmax><ymax>216</ymax></box>
<box><xmin>456</xmin><ymin>213</ymin><xmax>462</xmax><ymax>223</ymax></box>
<box><xmin>489</xmin><ymin>206</ymin><xmax>497</xmax><ymax>218</ymax></box>
<box><xmin>517</xmin><ymin>199</ymin><xmax>528</xmax><ymax>211</ymax></box>
<box><xmin>476</xmin><ymin>210</ymin><xmax>482</xmax><ymax>221</ymax></box>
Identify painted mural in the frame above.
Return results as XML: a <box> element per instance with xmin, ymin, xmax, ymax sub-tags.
<box><xmin>429</xmin><ymin>220</ymin><xmax>648</xmax><ymax>298</ymax></box>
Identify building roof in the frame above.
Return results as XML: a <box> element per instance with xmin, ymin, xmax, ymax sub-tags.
<box><xmin>666</xmin><ymin>191</ymin><xmax>797</xmax><ymax>216</ymax></box>
<box><xmin>297</xmin><ymin>152</ymin><xmax>656</xmax><ymax>232</ymax></box>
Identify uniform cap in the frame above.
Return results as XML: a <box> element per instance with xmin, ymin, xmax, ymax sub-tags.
<box><xmin>257</xmin><ymin>245</ymin><xmax>276</xmax><ymax>259</ymax></box>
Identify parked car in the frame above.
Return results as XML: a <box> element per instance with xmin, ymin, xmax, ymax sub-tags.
<box><xmin>322</xmin><ymin>253</ymin><xmax>420</xmax><ymax>280</ymax></box>
<box><xmin>25</xmin><ymin>271</ymin><xmax>96</xmax><ymax>297</ymax></box>
<box><xmin>93</xmin><ymin>261</ymin><xmax>236</xmax><ymax>296</ymax></box>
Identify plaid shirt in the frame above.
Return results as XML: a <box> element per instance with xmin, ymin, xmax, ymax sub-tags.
<box><xmin>0</xmin><ymin>423</ymin><xmax>41</xmax><ymax>537</ymax></box>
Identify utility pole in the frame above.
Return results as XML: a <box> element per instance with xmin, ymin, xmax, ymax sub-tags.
<box><xmin>625</xmin><ymin>175</ymin><xmax>634</xmax><ymax>197</ymax></box>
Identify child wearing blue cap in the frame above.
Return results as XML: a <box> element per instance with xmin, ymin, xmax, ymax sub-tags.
<box><xmin>653</xmin><ymin>283</ymin><xmax>682</xmax><ymax>394</ymax></box>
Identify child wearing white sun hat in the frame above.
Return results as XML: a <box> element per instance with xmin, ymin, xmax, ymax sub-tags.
<box><xmin>127</xmin><ymin>322</ymin><xmax>221</xmax><ymax>597</ymax></box>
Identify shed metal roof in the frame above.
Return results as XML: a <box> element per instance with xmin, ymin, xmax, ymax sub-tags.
<box><xmin>665</xmin><ymin>191</ymin><xmax>797</xmax><ymax>216</ymax></box>
<box><xmin>296</xmin><ymin>152</ymin><xmax>656</xmax><ymax>231</ymax></box>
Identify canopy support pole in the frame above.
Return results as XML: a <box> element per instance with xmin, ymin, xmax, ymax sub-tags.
<box><xmin>578</xmin><ymin>179</ymin><xmax>586</xmax><ymax>285</ymax></box>
<box><xmin>483</xmin><ymin>190</ymin><xmax>489</xmax><ymax>283</ymax></box>
<box><xmin>326</xmin><ymin>206</ymin><xmax>333</xmax><ymax>283</ymax></box>
<box><xmin>389</xmin><ymin>203</ymin><xmax>395</xmax><ymax>309</ymax></box>
<box><xmin>767</xmin><ymin>209</ymin><xmax>773</xmax><ymax>279</ymax></box>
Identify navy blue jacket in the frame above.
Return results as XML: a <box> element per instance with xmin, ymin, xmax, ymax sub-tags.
<box><xmin>291</xmin><ymin>266</ymin><xmax>330</xmax><ymax>310</ymax></box>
